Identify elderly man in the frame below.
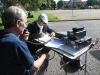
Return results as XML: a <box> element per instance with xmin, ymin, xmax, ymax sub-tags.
<box><xmin>27</xmin><ymin>13</ymin><xmax>55</xmax><ymax>41</ymax></box>
<box><xmin>27</xmin><ymin>13</ymin><xmax>56</xmax><ymax>55</ymax></box>
<box><xmin>0</xmin><ymin>6</ymin><xmax>49</xmax><ymax>75</ymax></box>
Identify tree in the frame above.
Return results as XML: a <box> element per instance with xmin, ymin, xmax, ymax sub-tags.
<box><xmin>39</xmin><ymin>0</ymin><xmax>51</xmax><ymax>10</ymax></box>
<box><xmin>87</xmin><ymin>0</ymin><xmax>93</xmax><ymax>6</ymax></box>
<box><xmin>98</xmin><ymin>0</ymin><xmax>100</xmax><ymax>5</ymax></box>
<box><xmin>51</xmin><ymin>0</ymin><xmax>56</xmax><ymax>9</ymax></box>
<box><xmin>1</xmin><ymin>0</ymin><xmax>57</xmax><ymax>10</ymax></box>
<box><xmin>57</xmin><ymin>0</ymin><xmax>64</xmax><ymax>9</ymax></box>
<box><xmin>39</xmin><ymin>0</ymin><xmax>56</xmax><ymax>10</ymax></box>
<box><xmin>1</xmin><ymin>0</ymin><xmax>49</xmax><ymax>10</ymax></box>
<box><xmin>94</xmin><ymin>0</ymin><xmax>100</xmax><ymax>5</ymax></box>
<box><xmin>87</xmin><ymin>0</ymin><xmax>99</xmax><ymax>6</ymax></box>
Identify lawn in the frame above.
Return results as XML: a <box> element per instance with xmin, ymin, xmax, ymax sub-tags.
<box><xmin>0</xmin><ymin>11</ymin><xmax>59</xmax><ymax>29</ymax></box>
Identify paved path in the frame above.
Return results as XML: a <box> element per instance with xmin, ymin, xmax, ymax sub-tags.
<box><xmin>41</xmin><ymin>9</ymin><xmax>100</xmax><ymax>20</ymax></box>
<box><xmin>44</xmin><ymin>20</ymin><xmax>100</xmax><ymax>75</ymax></box>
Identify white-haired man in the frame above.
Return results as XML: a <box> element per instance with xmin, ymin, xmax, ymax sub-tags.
<box><xmin>0</xmin><ymin>6</ymin><xmax>49</xmax><ymax>75</ymax></box>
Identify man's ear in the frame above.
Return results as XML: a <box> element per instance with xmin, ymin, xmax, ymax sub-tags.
<box><xmin>16</xmin><ymin>20</ymin><xmax>21</xmax><ymax>27</ymax></box>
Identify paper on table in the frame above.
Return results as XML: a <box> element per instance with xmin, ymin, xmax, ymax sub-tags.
<box><xmin>45</xmin><ymin>38</ymin><xmax>90</xmax><ymax>56</ymax></box>
<box><xmin>45</xmin><ymin>39</ymin><xmax>63</xmax><ymax>48</ymax></box>
<box><xmin>38</xmin><ymin>34</ymin><xmax>52</xmax><ymax>42</ymax></box>
<box><xmin>45</xmin><ymin>39</ymin><xmax>79</xmax><ymax>56</ymax></box>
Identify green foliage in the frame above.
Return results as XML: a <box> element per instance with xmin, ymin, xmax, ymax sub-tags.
<box><xmin>57</xmin><ymin>0</ymin><xmax>64</xmax><ymax>9</ymax></box>
<box><xmin>1</xmin><ymin>0</ymin><xmax>57</xmax><ymax>10</ymax></box>
<box><xmin>39</xmin><ymin>0</ymin><xmax>56</xmax><ymax>10</ymax></box>
<box><xmin>51</xmin><ymin>0</ymin><xmax>56</xmax><ymax>9</ymax></box>
<box><xmin>1</xmin><ymin>0</ymin><xmax>54</xmax><ymax>11</ymax></box>
<box><xmin>87</xmin><ymin>0</ymin><xmax>93</xmax><ymax>6</ymax></box>
<box><xmin>0</xmin><ymin>18</ymin><xmax>4</xmax><ymax>29</ymax></box>
<box><xmin>87</xmin><ymin>0</ymin><xmax>100</xmax><ymax>6</ymax></box>
<box><xmin>80</xmin><ymin>5</ymin><xmax>85</xmax><ymax>9</ymax></box>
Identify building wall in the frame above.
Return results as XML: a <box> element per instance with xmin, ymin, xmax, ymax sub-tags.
<box><xmin>65</xmin><ymin>0</ymin><xmax>83</xmax><ymax>9</ymax></box>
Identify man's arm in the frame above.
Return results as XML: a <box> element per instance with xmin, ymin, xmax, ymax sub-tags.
<box><xmin>31</xmin><ymin>53</ymin><xmax>49</xmax><ymax>71</ymax></box>
<box><xmin>27</xmin><ymin>22</ymin><xmax>40</xmax><ymax>41</ymax></box>
<box><xmin>45</xmin><ymin>24</ymin><xmax>55</xmax><ymax>37</ymax></box>
<box><xmin>19</xmin><ymin>31</ymin><xmax>49</xmax><ymax>71</ymax></box>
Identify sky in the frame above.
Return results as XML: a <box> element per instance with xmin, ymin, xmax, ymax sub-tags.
<box><xmin>54</xmin><ymin>0</ymin><xmax>87</xmax><ymax>3</ymax></box>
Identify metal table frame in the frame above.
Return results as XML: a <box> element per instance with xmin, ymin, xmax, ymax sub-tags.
<box><xmin>51</xmin><ymin>46</ymin><xmax>91</xmax><ymax>75</ymax></box>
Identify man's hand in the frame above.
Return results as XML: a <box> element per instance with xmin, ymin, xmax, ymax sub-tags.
<box><xmin>19</xmin><ymin>31</ymin><xmax>29</xmax><ymax>41</ymax></box>
<box><xmin>40</xmin><ymin>33</ymin><xmax>45</xmax><ymax>37</ymax></box>
<box><xmin>50</xmin><ymin>32</ymin><xmax>55</xmax><ymax>37</ymax></box>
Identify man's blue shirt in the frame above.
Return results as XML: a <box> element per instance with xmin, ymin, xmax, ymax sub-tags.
<box><xmin>0</xmin><ymin>32</ymin><xmax>34</xmax><ymax>75</ymax></box>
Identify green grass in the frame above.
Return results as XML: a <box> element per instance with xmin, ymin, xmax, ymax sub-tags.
<box><xmin>47</xmin><ymin>14</ymin><xmax>58</xmax><ymax>21</ymax></box>
<box><xmin>0</xmin><ymin>11</ymin><xmax>59</xmax><ymax>29</ymax></box>
<box><xmin>27</xmin><ymin>11</ymin><xmax>59</xmax><ymax>23</ymax></box>
<box><xmin>0</xmin><ymin>18</ymin><xmax>4</xmax><ymax>29</ymax></box>
<box><xmin>27</xmin><ymin>11</ymin><xmax>41</xmax><ymax>23</ymax></box>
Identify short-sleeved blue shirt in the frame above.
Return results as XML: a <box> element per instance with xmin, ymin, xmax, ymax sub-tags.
<box><xmin>0</xmin><ymin>32</ymin><xmax>34</xmax><ymax>75</ymax></box>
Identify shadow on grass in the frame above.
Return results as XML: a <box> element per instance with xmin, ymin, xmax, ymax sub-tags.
<box><xmin>89</xmin><ymin>50</ymin><xmax>100</xmax><ymax>61</ymax></box>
